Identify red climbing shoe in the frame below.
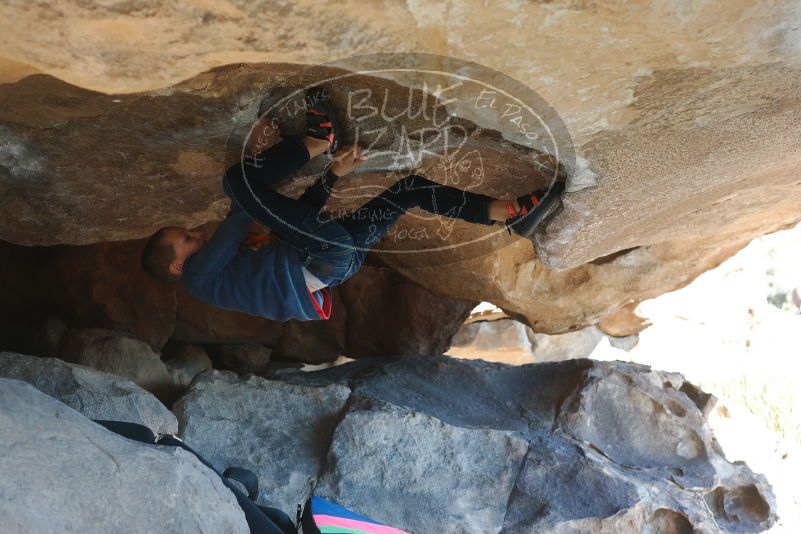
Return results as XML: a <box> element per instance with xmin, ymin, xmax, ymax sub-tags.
<box><xmin>505</xmin><ymin>180</ymin><xmax>565</xmax><ymax>238</ymax></box>
<box><xmin>304</xmin><ymin>86</ymin><xmax>343</xmax><ymax>155</ymax></box>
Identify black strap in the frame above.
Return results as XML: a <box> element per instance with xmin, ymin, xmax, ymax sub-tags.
<box><xmin>97</xmin><ymin>421</ymin><xmax>291</xmax><ymax>534</ymax></box>
<box><xmin>300</xmin><ymin>497</ymin><xmax>321</xmax><ymax>534</ymax></box>
<box><xmin>257</xmin><ymin>505</ymin><xmax>298</xmax><ymax>534</ymax></box>
<box><xmin>93</xmin><ymin>420</ymin><xmax>157</xmax><ymax>444</ymax></box>
<box><xmin>224</xmin><ymin>467</ymin><xmax>260</xmax><ymax>502</ymax></box>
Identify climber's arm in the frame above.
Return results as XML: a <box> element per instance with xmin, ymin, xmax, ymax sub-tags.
<box><xmin>185</xmin><ymin>209</ymin><xmax>251</xmax><ymax>274</ymax></box>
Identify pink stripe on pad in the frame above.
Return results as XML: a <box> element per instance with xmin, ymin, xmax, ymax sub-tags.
<box><xmin>314</xmin><ymin>514</ymin><xmax>410</xmax><ymax>534</ymax></box>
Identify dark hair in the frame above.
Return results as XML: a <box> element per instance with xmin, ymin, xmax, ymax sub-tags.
<box><xmin>141</xmin><ymin>227</ymin><xmax>181</xmax><ymax>284</ymax></box>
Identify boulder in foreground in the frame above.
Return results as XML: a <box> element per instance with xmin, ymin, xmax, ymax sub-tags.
<box><xmin>0</xmin><ymin>378</ymin><xmax>247</xmax><ymax>533</ymax></box>
<box><xmin>0</xmin><ymin>351</ymin><xmax>177</xmax><ymax>434</ymax></box>
<box><xmin>176</xmin><ymin>356</ymin><xmax>776</xmax><ymax>533</ymax></box>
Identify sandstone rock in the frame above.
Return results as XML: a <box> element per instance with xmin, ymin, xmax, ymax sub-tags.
<box><xmin>0</xmin><ymin>378</ymin><xmax>247</xmax><ymax>533</ymax></box>
<box><xmin>0</xmin><ymin>63</ymin><xmax>553</xmax><ymax>248</ymax></box>
<box><xmin>529</xmin><ymin>325</ymin><xmax>606</xmax><ymax>363</ymax></box>
<box><xmin>598</xmin><ymin>301</ymin><xmax>652</xmax><ymax>338</ymax></box>
<box><xmin>2</xmin><ymin>2</ymin><xmax>801</xmax><ymax>339</ymax></box>
<box><xmin>448</xmin><ymin>318</ymin><xmax>536</xmax><ymax>364</ymax></box>
<box><xmin>173</xmin><ymin>370</ymin><xmax>351</xmax><ymax>514</ymax></box>
<box><xmin>178</xmin><ymin>356</ymin><xmax>775</xmax><ymax>532</ymax></box>
<box><xmin>0</xmin><ymin>351</ymin><xmax>176</xmax><ymax>434</ymax></box>
<box><xmin>391</xmin><ymin>234</ymin><xmax>751</xmax><ymax>334</ymax></box>
<box><xmin>61</xmin><ymin>328</ymin><xmax>173</xmax><ymax>397</ymax></box>
<box><xmin>449</xmin><ymin>318</ymin><xmax>606</xmax><ymax>364</ymax></box>
<box><xmin>337</xmin><ymin>266</ymin><xmax>476</xmax><ymax>358</ymax></box>
<box><xmin>452</xmin><ymin>318</ymin><xmax>534</xmax><ymax>351</ymax></box>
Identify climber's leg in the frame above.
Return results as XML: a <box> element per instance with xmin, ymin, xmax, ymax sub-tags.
<box><xmin>224</xmin><ymin>149</ymin><xmax>358</xmax><ymax>282</ymax></box>
<box><xmin>302</xmin><ymin>174</ymin><xmax>497</xmax><ymax>284</ymax></box>
<box><xmin>297</xmin><ymin>166</ymin><xmax>340</xmax><ymax>211</ymax></box>
<box><xmin>227</xmin><ymin>135</ymin><xmax>329</xmax><ymax>194</ymax></box>
<box><xmin>336</xmin><ymin>173</ymin><xmax>495</xmax><ymax>249</ymax></box>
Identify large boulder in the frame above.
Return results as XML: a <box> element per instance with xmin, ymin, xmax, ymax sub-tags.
<box><xmin>0</xmin><ymin>351</ymin><xmax>177</xmax><ymax>434</ymax></box>
<box><xmin>1</xmin><ymin>2</ymin><xmax>800</xmax><ymax>335</ymax></box>
<box><xmin>317</xmin><ymin>398</ymin><xmax>528</xmax><ymax>532</ymax></box>
<box><xmin>0</xmin><ymin>378</ymin><xmax>248</xmax><ymax>533</ymax></box>
<box><xmin>175</xmin><ymin>356</ymin><xmax>775</xmax><ymax>533</ymax></box>
<box><xmin>173</xmin><ymin>371</ymin><xmax>351</xmax><ymax>515</ymax></box>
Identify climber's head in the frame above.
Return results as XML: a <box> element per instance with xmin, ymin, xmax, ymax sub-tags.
<box><xmin>141</xmin><ymin>226</ymin><xmax>206</xmax><ymax>284</ymax></box>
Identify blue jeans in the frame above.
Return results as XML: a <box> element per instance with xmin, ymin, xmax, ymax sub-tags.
<box><xmin>223</xmin><ymin>137</ymin><xmax>494</xmax><ymax>285</ymax></box>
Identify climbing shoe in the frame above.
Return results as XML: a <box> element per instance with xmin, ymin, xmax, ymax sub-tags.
<box><xmin>505</xmin><ymin>180</ymin><xmax>565</xmax><ymax>238</ymax></box>
<box><xmin>304</xmin><ymin>86</ymin><xmax>343</xmax><ymax>155</ymax></box>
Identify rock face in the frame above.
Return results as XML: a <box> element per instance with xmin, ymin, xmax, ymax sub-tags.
<box><xmin>0</xmin><ymin>378</ymin><xmax>248</xmax><ymax>533</ymax></box>
<box><xmin>0</xmin><ymin>238</ymin><xmax>474</xmax><ymax>361</ymax></box>
<box><xmin>0</xmin><ymin>351</ymin><xmax>177</xmax><ymax>434</ymax></box>
<box><xmin>173</xmin><ymin>371</ymin><xmax>351</xmax><ymax>515</ymax></box>
<box><xmin>1</xmin><ymin>2</ymin><xmax>800</xmax><ymax>336</ymax></box>
<box><xmin>449</xmin><ymin>317</ymin><xmax>610</xmax><ymax>364</ymax></box>
<box><xmin>174</xmin><ymin>356</ymin><xmax>775</xmax><ymax>533</ymax></box>
<box><xmin>61</xmin><ymin>328</ymin><xmax>174</xmax><ymax>396</ymax></box>
<box><xmin>162</xmin><ymin>342</ymin><xmax>213</xmax><ymax>391</ymax></box>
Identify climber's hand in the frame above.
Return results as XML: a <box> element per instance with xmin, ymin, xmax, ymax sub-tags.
<box><xmin>330</xmin><ymin>145</ymin><xmax>368</xmax><ymax>177</ymax></box>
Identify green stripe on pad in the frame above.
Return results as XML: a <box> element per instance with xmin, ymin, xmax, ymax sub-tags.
<box><xmin>319</xmin><ymin>526</ymin><xmax>370</xmax><ymax>534</ymax></box>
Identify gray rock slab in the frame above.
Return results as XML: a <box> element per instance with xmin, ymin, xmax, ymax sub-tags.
<box><xmin>61</xmin><ymin>328</ymin><xmax>173</xmax><ymax>396</ymax></box>
<box><xmin>559</xmin><ymin>362</ymin><xmax>717</xmax><ymax>489</ymax></box>
<box><xmin>503</xmin><ymin>436</ymin><xmax>639</xmax><ymax>531</ymax></box>
<box><xmin>0</xmin><ymin>351</ymin><xmax>177</xmax><ymax>434</ymax></box>
<box><xmin>173</xmin><ymin>370</ymin><xmax>350</xmax><ymax>514</ymax></box>
<box><xmin>316</xmin><ymin>398</ymin><xmax>528</xmax><ymax>534</ymax></box>
<box><xmin>285</xmin><ymin>356</ymin><xmax>777</xmax><ymax>533</ymax></box>
<box><xmin>0</xmin><ymin>378</ymin><xmax>247</xmax><ymax>533</ymax></box>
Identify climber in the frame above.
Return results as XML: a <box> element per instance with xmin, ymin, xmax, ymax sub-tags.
<box><xmin>140</xmin><ymin>86</ymin><xmax>564</xmax><ymax>321</ymax></box>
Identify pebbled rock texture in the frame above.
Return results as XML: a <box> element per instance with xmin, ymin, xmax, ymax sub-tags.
<box><xmin>173</xmin><ymin>370</ymin><xmax>351</xmax><ymax>515</ymax></box>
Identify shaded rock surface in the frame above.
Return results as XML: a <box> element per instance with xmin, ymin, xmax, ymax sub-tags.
<box><xmin>0</xmin><ymin>239</ymin><xmax>474</xmax><ymax>362</ymax></box>
<box><xmin>213</xmin><ymin>344</ymin><xmax>272</xmax><ymax>375</ymax></box>
<box><xmin>0</xmin><ymin>351</ymin><xmax>177</xmax><ymax>434</ymax></box>
<box><xmin>0</xmin><ymin>378</ymin><xmax>247</xmax><ymax>533</ymax></box>
<box><xmin>161</xmin><ymin>342</ymin><xmax>213</xmax><ymax>391</ymax></box>
<box><xmin>61</xmin><ymin>328</ymin><xmax>173</xmax><ymax>397</ymax></box>
<box><xmin>0</xmin><ymin>64</ymin><xmax>787</xmax><ymax>334</ymax></box>
<box><xmin>175</xmin><ymin>356</ymin><xmax>775</xmax><ymax>533</ymax></box>
<box><xmin>0</xmin><ymin>240</ymin><xmax>176</xmax><ymax>350</ymax></box>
